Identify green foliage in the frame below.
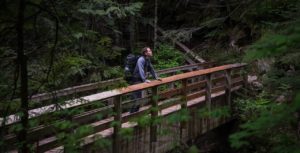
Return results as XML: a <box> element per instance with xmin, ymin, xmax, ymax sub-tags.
<box><xmin>197</xmin><ymin>106</ymin><xmax>231</xmax><ymax>119</ymax></box>
<box><xmin>243</xmin><ymin>7</ymin><xmax>300</xmax><ymax>90</ymax></box>
<box><xmin>157</xmin><ymin>127</ymin><xmax>172</xmax><ymax>136</ymax></box>
<box><xmin>234</xmin><ymin>92</ymin><xmax>271</xmax><ymax>121</ymax></box>
<box><xmin>230</xmin><ymin>92</ymin><xmax>300</xmax><ymax>153</ymax></box>
<box><xmin>54</xmin><ymin>122</ymin><xmax>94</xmax><ymax>152</ymax></box>
<box><xmin>230</xmin><ymin>11</ymin><xmax>300</xmax><ymax>151</ymax></box>
<box><xmin>91</xmin><ymin>137</ymin><xmax>112</xmax><ymax>151</ymax></box>
<box><xmin>244</xmin><ymin>26</ymin><xmax>300</xmax><ymax>62</ymax></box>
<box><xmin>153</xmin><ymin>44</ymin><xmax>185</xmax><ymax>70</ymax></box>
<box><xmin>0</xmin><ymin>0</ymin><xmax>144</xmax><ymax>102</ymax></box>
<box><xmin>119</xmin><ymin>127</ymin><xmax>134</xmax><ymax>140</ymax></box>
<box><xmin>132</xmin><ymin>115</ymin><xmax>151</xmax><ymax>128</ymax></box>
<box><xmin>202</xmin><ymin>47</ymin><xmax>244</xmax><ymax>64</ymax></box>
<box><xmin>110</xmin><ymin>121</ymin><xmax>121</xmax><ymax>128</ymax></box>
<box><xmin>167</xmin><ymin>109</ymin><xmax>190</xmax><ymax>124</ymax></box>
<box><xmin>55</xmin><ymin>55</ymin><xmax>92</xmax><ymax>76</ymax></box>
<box><xmin>78</xmin><ymin>0</ymin><xmax>142</xmax><ymax>18</ymax></box>
<box><xmin>187</xmin><ymin>145</ymin><xmax>200</xmax><ymax>153</ymax></box>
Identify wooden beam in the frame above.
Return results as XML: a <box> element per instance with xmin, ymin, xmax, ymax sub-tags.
<box><xmin>23</xmin><ymin>62</ymin><xmax>213</xmax><ymax>105</ymax></box>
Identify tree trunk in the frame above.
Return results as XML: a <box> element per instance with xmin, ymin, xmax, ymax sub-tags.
<box><xmin>129</xmin><ymin>15</ymin><xmax>135</xmax><ymax>52</ymax></box>
<box><xmin>153</xmin><ymin>0</ymin><xmax>158</xmax><ymax>49</ymax></box>
<box><xmin>16</xmin><ymin>0</ymin><xmax>29</xmax><ymax>152</ymax></box>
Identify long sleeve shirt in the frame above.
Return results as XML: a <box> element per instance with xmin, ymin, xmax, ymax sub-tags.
<box><xmin>133</xmin><ymin>56</ymin><xmax>158</xmax><ymax>82</ymax></box>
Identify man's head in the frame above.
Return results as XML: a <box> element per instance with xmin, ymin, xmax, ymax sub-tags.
<box><xmin>141</xmin><ymin>47</ymin><xmax>153</xmax><ymax>57</ymax></box>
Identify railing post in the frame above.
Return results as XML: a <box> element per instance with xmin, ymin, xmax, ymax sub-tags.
<box><xmin>181</xmin><ymin>79</ymin><xmax>188</xmax><ymax>120</ymax></box>
<box><xmin>113</xmin><ymin>95</ymin><xmax>121</xmax><ymax>153</ymax></box>
<box><xmin>242</xmin><ymin>68</ymin><xmax>248</xmax><ymax>95</ymax></box>
<box><xmin>225</xmin><ymin>69</ymin><xmax>232</xmax><ymax>109</ymax></box>
<box><xmin>170</xmin><ymin>72</ymin><xmax>176</xmax><ymax>89</ymax></box>
<box><xmin>205</xmin><ymin>74</ymin><xmax>212</xmax><ymax>111</ymax></box>
<box><xmin>180</xmin><ymin>79</ymin><xmax>188</xmax><ymax>139</ymax></box>
<box><xmin>150</xmin><ymin>86</ymin><xmax>158</xmax><ymax>153</ymax></box>
<box><xmin>205</xmin><ymin>73</ymin><xmax>212</xmax><ymax>131</ymax></box>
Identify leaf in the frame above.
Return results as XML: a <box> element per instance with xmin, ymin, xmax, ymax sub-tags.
<box><xmin>73</xmin><ymin>32</ymin><xmax>83</xmax><ymax>39</ymax></box>
<box><xmin>187</xmin><ymin>145</ymin><xmax>200</xmax><ymax>153</ymax></box>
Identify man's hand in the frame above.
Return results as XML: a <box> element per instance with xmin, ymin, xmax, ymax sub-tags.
<box><xmin>145</xmin><ymin>80</ymin><xmax>151</xmax><ymax>83</ymax></box>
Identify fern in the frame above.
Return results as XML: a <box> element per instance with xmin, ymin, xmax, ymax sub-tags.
<box><xmin>153</xmin><ymin>44</ymin><xmax>185</xmax><ymax>70</ymax></box>
<box><xmin>230</xmin><ymin>92</ymin><xmax>300</xmax><ymax>152</ymax></box>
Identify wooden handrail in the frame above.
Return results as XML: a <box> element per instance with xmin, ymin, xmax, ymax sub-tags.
<box><xmin>28</xmin><ymin>62</ymin><xmax>214</xmax><ymax>103</ymax></box>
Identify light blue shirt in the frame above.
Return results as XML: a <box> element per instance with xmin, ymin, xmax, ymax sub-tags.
<box><xmin>133</xmin><ymin>56</ymin><xmax>158</xmax><ymax>82</ymax></box>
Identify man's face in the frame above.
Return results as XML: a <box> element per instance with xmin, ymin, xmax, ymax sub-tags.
<box><xmin>145</xmin><ymin>48</ymin><xmax>153</xmax><ymax>57</ymax></box>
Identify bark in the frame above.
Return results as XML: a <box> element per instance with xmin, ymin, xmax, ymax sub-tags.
<box><xmin>153</xmin><ymin>0</ymin><xmax>158</xmax><ymax>49</ymax></box>
<box><xmin>129</xmin><ymin>15</ymin><xmax>135</xmax><ymax>52</ymax></box>
<box><xmin>16</xmin><ymin>0</ymin><xmax>29</xmax><ymax>152</ymax></box>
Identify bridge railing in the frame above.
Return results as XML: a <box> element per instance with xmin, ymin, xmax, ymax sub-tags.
<box><xmin>1</xmin><ymin>62</ymin><xmax>216</xmax><ymax>127</ymax></box>
<box><xmin>3</xmin><ymin>63</ymin><xmax>246</xmax><ymax>153</ymax></box>
<box><xmin>30</xmin><ymin>62</ymin><xmax>215</xmax><ymax>102</ymax></box>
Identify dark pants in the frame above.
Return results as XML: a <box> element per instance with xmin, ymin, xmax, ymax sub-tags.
<box><xmin>129</xmin><ymin>77</ymin><xmax>143</xmax><ymax>113</ymax></box>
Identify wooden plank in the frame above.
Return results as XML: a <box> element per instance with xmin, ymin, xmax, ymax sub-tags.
<box><xmin>156</xmin><ymin>62</ymin><xmax>215</xmax><ymax>75</ymax></box>
<box><xmin>3</xmin><ymin>90</ymin><xmax>122</xmax><ymax>125</ymax></box>
<box><xmin>187</xmin><ymin>90</ymin><xmax>206</xmax><ymax>101</ymax></box>
<box><xmin>159</xmin><ymin>74</ymin><xmax>235</xmax><ymax>100</ymax></box>
<box><xmin>29</xmin><ymin>78</ymin><xmax>123</xmax><ymax>102</ymax></box>
<box><xmin>158</xmin><ymin>97</ymin><xmax>182</xmax><ymax>110</ymax></box>
<box><xmin>28</xmin><ymin>62</ymin><xmax>213</xmax><ymax>104</ymax></box>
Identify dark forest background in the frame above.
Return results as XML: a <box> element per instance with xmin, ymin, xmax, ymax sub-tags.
<box><xmin>0</xmin><ymin>0</ymin><xmax>300</xmax><ymax>152</ymax></box>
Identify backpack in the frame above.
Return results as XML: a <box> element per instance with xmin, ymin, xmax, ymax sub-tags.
<box><xmin>124</xmin><ymin>54</ymin><xmax>140</xmax><ymax>82</ymax></box>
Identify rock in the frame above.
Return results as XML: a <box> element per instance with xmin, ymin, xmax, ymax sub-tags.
<box><xmin>256</xmin><ymin>59</ymin><xmax>275</xmax><ymax>74</ymax></box>
<box><xmin>252</xmin><ymin>81</ymin><xmax>263</xmax><ymax>90</ymax></box>
<box><xmin>276</xmin><ymin>95</ymin><xmax>286</xmax><ymax>103</ymax></box>
<box><xmin>248</xmin><ymin>75</ymin><xmax>258</xmax><ymax>83</ymax></box>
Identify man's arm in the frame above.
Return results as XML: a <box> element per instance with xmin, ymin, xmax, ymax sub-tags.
<box><xmin>137</xmin><ymin>57</ymin><xmax>146</xmax><ymax>82</ymax></box>
<box><xmin>148</xmin><ymin>61</ymin><xmax>158</xmax><ymax>79</ymax></box>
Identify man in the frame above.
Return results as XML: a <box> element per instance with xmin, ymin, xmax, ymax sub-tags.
<box><xmin>130</xmin><ymin>47</ymin><xmax>160</xmax><ymax>113</ymax></box>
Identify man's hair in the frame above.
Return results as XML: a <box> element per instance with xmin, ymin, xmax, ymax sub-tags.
<box><xmin>141</xmin><ymin>47</ymin><xmax>150</xmax><ymax>55</ymax></box>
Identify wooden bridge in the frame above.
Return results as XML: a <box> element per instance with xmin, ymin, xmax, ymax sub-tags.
<box><xmin>2</xmin><ymin>62</ymin><xmax>247</xmax><ymax>153</ymax></box>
